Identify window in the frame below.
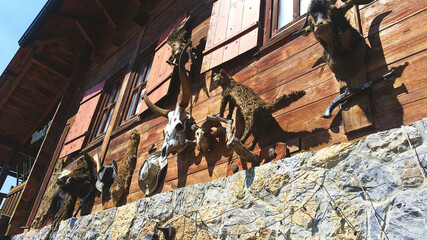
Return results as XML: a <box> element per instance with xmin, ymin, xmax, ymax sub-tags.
<box><xmin>263</xmin><ymin>0</ymin><xmax>310</xmax><ymax>46</ymax></box>
<box><xmin>91</xmin><ymin>78</ymin><xmax>122</xmax><ymax>140</ymax></box>
<box><xmin>123</xmin><ymin>56</ymin><xmax>153</xmax><ymax>122</ymax></box>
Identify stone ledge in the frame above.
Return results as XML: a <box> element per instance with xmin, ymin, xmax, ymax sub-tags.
<box><xmin>14</xmin><ymin>118</ymin><xmax>427</xmax><ymax>240</ymax></box>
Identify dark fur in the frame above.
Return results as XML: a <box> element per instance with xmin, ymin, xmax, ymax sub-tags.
<box><xmin>213</xmin><ymin>70</ymin><xmax>305</xmax><ymax>150</ymax></box>
<box><xmin>39</xmin><ymin>154</ymin><xmax>96</xmax><ymax>229</ymax></box>
<box><xmin>110</xmin><ymin>130</ymin><xmax>140</xmax><ymax>205</ymax></box>
<box><xmin>301</xmin><ymin>0</ymin><xmax>364</xmax><ymax>79</ymax></box>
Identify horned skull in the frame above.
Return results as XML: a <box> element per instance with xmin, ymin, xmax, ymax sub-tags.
<box><xmin>162</xmin><ymin>106</ymin><xmax>193</xmax><ymax>157</ymax></box>
<box><xmin>143</xmin><ymin>41</ymin><xmax>194</xmax><ymax>161</ymax></box>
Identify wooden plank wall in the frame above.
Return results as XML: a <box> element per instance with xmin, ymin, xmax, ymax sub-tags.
<box><xmin>78</xmin><ymin>0</ymin><xmax>427</xmax><ymax>214</ymax></box>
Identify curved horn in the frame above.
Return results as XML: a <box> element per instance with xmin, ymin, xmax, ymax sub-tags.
<box><xmin>295</xmin><ymin>4</ymin><xmax>312</xmax><ymax>37</ymax></box>
<box><xmin>177</xmin><ymin>41</ymin><xmax>192</xmax><ymax>109</ymax></box>
<box><xmin>143</xmin><ymin>89</ymin><xmax>170</xmax><ymax>117</ymax></box>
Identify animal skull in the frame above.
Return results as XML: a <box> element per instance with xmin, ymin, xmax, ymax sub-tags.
<box><xmin>143</xmin><ymin>41</ymin><xmax>194</xmax><ymax>161</ymax></box>
<box><xmin>161</xmin><ymin>106</ymin><xmax>193</xmax><ymax>158</ymax></box>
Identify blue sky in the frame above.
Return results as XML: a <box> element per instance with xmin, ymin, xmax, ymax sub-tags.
<box><xmin>0</xmin><ymin>1</ymin><xmax>46</xmax><ymax>73</ymax></box>
<box><xmin>0</xmin><ymin>1</ymin><xmax>46</xmax><ymax>195</ymax></box>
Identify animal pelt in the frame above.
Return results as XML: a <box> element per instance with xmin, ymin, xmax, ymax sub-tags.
<box><xmin>57</xmin><ymin>154</ymin><xmax>97</xmax><ymax>198</ymax></box>
<box><xmin>166</xmin><ymin>16</ymin><xmax>191</xmax><ymax>65</ymax></box>
<box><xmin>31</xmin><ymin>158</ymin><xmax>64</xmax><ymax>229</ymax></box>
<box><xmin>299</xmin><ymin>0</ymin><xmax>365</xmax><ymax>80</ymax></box>
<box><xmin>32</xmin><ymin>154</ymin><xmax>97</xmax><ymax>229</ymax></box>
<box><xmin>213</xmin><ymin>69</ymin><xmax>306</xmax><ymax>150</ymax></box>
<box><xmin>110</xmin><ymin>130</ymin><xmax>140</xmax><ymax>205</ymax></box>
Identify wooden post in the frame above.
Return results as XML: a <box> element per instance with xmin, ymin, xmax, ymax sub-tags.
<box><xmin>0</xmin><ymin>151</ymin><xmax>17</xmax><ymax>191</ymax></box>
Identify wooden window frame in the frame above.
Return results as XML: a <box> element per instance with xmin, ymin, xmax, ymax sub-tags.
<box><xmin>262</xmin><ymin>0</ymin><xmax>308</xmax><ymax>52</ymax></box>
<box><xmin>89</xmin><ymin>74</ymin><xmax>124</xmax><ymax>142</ymax></box>
<box><xmin>121</xmin><ymin>54</ymin><xmax>154</xmax><ymax>124</ymax></box>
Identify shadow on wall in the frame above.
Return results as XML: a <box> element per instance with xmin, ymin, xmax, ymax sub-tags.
<box><xmin>329</xmin><ymin>10</ymin><xmax>408</xmax><ymax>139</ymax></box>
<box><xmin>365</xmin><ymin>11</ymin><xmax>408</xmax><ymax>131</ymax></box>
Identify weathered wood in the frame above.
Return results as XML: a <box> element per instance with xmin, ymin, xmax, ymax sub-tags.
<box><xmin>98</xmin><ymin>29</ymin><xmax>146</xmax><ymax>165</ymax></box>
<box><xmin>0</xmin><ymin>62</ymin><xmax>33</xmax><ymax>111</ymax></box>
<box><xmin>30</xmin><ymin>57</ymin><xmax>69</xmax><ymax>81</ymax></box>
<box><xmin>95</xmin><ymin>0</ymin><xmax>118</xmax><ymax>30</ymax></box>
<box><xmin>75</xmin><ymin>20</ymin><xmax>96</xmax><ymax>49</ymax></box>
<box><xmin>8</xmin><ymin>44</ymin><xmax>93</xmax><ymax>235</ymax></box>
<box><xmin>29</xmin><ymin>0</ymin><xmax>427</xmax><ymax>218</ymax></box>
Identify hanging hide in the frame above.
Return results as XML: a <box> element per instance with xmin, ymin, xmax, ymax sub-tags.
<box><xmin>110</xmin><ymin>130</ymin><xmax>140</xmax><ymax>205</ymax></box>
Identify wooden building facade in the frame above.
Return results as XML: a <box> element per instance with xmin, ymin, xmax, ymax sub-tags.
<box><xmin>0</xmin><ymin>0</ymin><xmax>426</xmax><ymax>236</ymax></box>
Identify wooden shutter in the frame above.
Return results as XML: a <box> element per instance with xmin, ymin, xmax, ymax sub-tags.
<box><xmin>138</xmin><ymin>15</ymin><xmax>187</xmax><ymax>114</ymax></box>
<box><xmin>59</xmin><ymin>80</ymin><xmax>105</xmax><ymax>157</ymax></box>
<box><xmin>201</xmin><ymin>0</ymin><xmax>261</xmax><ymax>72</ymax></box>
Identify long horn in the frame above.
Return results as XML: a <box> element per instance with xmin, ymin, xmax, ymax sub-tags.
<box><xmin>177</xmin><ymin>41</ymin><xmax>192</xmax><ymax>109</ymax></box>
<box><xmin>143</xmin><ymin>89</ymin><xmax>170</xmax><ymax>117</ymax></box>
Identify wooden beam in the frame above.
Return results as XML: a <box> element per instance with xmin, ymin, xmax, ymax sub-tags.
<box><xmin>0</xmin><ymin>62</ymin><xmax>33</xmax><ymax>111</ymax></box>
<box><xmin>0</xmin><ymin>138</ymin><xmax>36</xmax><ymax>159</ymax></box>
<box><xmin>95</xmin><ymin>0</ymin><xmax>118</xmax><ymax>30</ymax></box>
<box><xmin>30</xmin><ymin>56</ymin><xmax>68</xmax><ymax>80</ymax></box>
<box><xmin>53</xmin><ymin>12</ymin><xmax>104</xmax><ymax>24</ymax></box>
<box><xmin>3</xmin><ymin>69</ymin><xmax>18</xmax><ymax>78</ymax></box>
<box><xmin>0</xmin><ymin>150</ymin><xmax>17</xmax><ymax>192</ymax></box>
<box><xmin>33</xmin><ymin>37</ymin><xmax>67</xmax><ymax>47</ymax></box>
<box><xmin>75</xmin><ymin>20</ymin><xmax>96</xmax><ymax>49</ymax></box>
<box><xmin>0</xmin><ymin>137</ymin><xmax>18</xmax><ymax>150</ymax></box>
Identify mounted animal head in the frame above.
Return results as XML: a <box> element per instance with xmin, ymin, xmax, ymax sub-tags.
<box><xmin>298</xmin><ymin>0</ymin><xmax>365</xmax><ymax>78</ymax></box>
<box><xmin>143</xmin><ymin>41</ymin><xmax>194</xmax><ymax>161</ymax></box>
<box><xmin>192</xmin><ymin>120</ymin><xmax>225</xmax><ymax>153</ymax></box>
<box><xmin>57</xmin><ymin>154</ymin><xmax>99</xmax><ymax>198</ymax></box>
<box><xmin>299</xmin><ymin>0</ymin><xmax>362</xmax><ymax>55</ymax></box>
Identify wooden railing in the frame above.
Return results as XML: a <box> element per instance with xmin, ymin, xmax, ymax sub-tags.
<box><xmin>1</xmin><ymin>182</ymin><xmax>26</xmax><ymax>217</ymax></box>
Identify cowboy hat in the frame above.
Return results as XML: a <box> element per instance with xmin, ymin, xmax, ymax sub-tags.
<box><xmin>95</xmin><ymin>160</ymin><xmax>118</xmax><ymax>195</ymax></box>
<box><xmin>138</xmin><ymin>151</ymin><xmax>167</xmax><ymax>195</ymax></box>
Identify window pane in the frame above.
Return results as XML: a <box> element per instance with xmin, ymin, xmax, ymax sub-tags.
<box><xmin>144</xmin><ymin>58</ymin><xmax>153</xmax><ymax>82</ymax></box>
<box><xmin>103</xmin><ymin>107</ymin><xmax>114</xmax><ymax>133</ymax></box>
<box><xmin>107</xmin><ymin>90</ymin><xmax>115</xmax><ymax>105</ymax></box>
<box><xmin>136</xmin><ymin>62</ymin><xmax>148</xmax><ymax>86</ymax></box>
<box><xmin>300</xmin><ymin>0</ymin><xmax>310</xmax><ymax>15</ymax></box>
<box><xmin>96</xmin><ymin>111</ymin><xmax>108</xmax><ymax>136</ymax></box>
<box><xmin>113</xmin><ymin>84</ymin><xmax>121</xmax><ymax>103</ymax></box>
<box><xmin>135</xmin><ymin>91</ymin><xmax>144</xmax><ymax>114</ymax></box>
<box><xmin>278</xmin><ymin>0</ymin><xmax>294</xmax><ymax>29</ymax></box>
<box><xmin>126</xmin><ymin>92</ymin><xmax>138</xmax><ymax>120</ymax></box>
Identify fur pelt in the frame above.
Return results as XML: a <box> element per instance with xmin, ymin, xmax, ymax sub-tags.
<box><xmin>32</xmin><ymin>154</ymin><xmax>97</xmax><ymax>230</ymax></box>
<box><xmin>110</xmin><ymin>130</ymin><xmax>140</xmax><ymax>205</ymax></box>
<box><xmin>213</xmin><ymin>70</ymin><xmax>306</xmax><ymax>150</ymax></box>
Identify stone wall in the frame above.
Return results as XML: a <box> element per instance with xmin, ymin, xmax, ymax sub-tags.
<box><xmin>14</xmin><ymin>119</ymin><xmax>427</xmax><ymax>240</ymax></box>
